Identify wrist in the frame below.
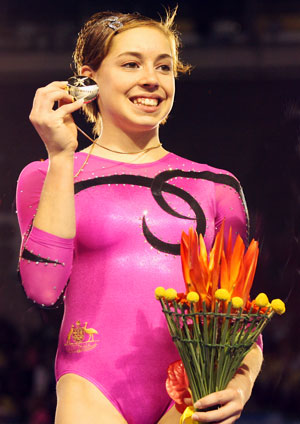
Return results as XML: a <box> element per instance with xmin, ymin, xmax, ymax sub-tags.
<box><xmin>48</xmin><ymin>149</ymin><xmax>75</xmax><ymax>161</ymax></box>
<box><xmin>47</xmin><ymin>151</ymin><xmax>75</xmax><ymax>181</ymax></box>
<box><xmin>228</xmin><ymin>366</ymin><xmax>253</xmax><ymax>405</ymax></box>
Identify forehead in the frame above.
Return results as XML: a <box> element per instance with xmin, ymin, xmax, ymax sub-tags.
<box><xmin>107</xmin><ymin>26</ymin><xmax>173</xmax><ymax>58</ymax></box>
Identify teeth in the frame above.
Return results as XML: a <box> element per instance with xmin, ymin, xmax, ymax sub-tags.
<box><xmin>133</xmin><ymin>97</ymin><xmax>159</xmax><ymax>106</ymax></box>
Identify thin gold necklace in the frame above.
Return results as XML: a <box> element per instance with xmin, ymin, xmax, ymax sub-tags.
<box><xmin>78</xmin><ymin>126</ymin><xmax>162</xmax><ymax>154</ymax></box>
<box><xmin>74</xmin><ymin>126</ymin><xmax>162</xmax><ymax>178</ymax></box>
<box><xmin>93</xmin><ymin>139</ymin><xmax>162</xmax><ymax>154</ymax></box>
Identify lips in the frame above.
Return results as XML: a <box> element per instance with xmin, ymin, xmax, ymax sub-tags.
<box><xmin>130</xmin><ymin>96</ymin><xmax>162</xmax><ymax>107</ymax></box>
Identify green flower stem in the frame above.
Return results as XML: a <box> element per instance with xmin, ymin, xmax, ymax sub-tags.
<box><xmin>208</xmin><ymin>302</ymin><xmax>219</xmax><ymax>393</ymax></box>
<box><xmin>181</xmin><ymin>309</ymin><xmax>205</xmax><ymax>400</ymax></box>
<box><xmin>239</xmin><ymin>313</ymin><xmax>260</xmax><ymax>344</ymax></box>
<box><xmin>229</xmin><ymin>308</ymin><xmax>243</xmax><ymax>346</ymax></box>
<box><xmin>175</xmin><ymin>339</ymin><xmax>199</xmax><ymax>402</ymax></box>
<box><xmin>190</xmin><ymin>303</ymin><xmax>202</xmax><ymax>342</ymax></box>
<box><xmin>249</xmin><ymin>309</ymin><xmax>273</xmax><ymax>342</ymax></box>
<box><xmin>216</xmin><ymin>302</ymin><xmax>232</xmax><ymax>391</ymax></box>
<box><xmin>238</xmin><ymin>311</ymin><xmax>267</xmax><ymax>347</ymax></box>
<box><xmin>234</xmin><ymin>312</ymin><xmax>251</xmax><ymax>346</ymax></box>
<box><xmin>190</xmin><ymin>303</ymin><xmax>208</xmax><ymax>395</ymax></box>
<box><xmin>163</xmin><ymin>299</ymin><xmax>201</xmax><ymax>402</ymax></box>
<box><xmin>172</xmin><ymin>300</ymin><xmax>182</xmax><ymax>332</ymax></box>
<box><xmin>162</xmin><ymin>299</ymin><xmax>181</xmax><ymax>341</ymax></box>
<box><xmin>172</xmin><ymin>301</ymin><xmax>200</xmax><ymax>399</ymax></box>
<box><xmin>221</xmin><ymin>349</ymin><xmax>250</xmax><ymax>388</ymax></box>
<box><xmin>202</xmin><ymin>301</ymin><xmax>210</xmax><ymax>382</ymax></box>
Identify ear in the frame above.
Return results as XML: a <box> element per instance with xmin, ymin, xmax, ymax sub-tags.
<box><xmin>80</xmin><ymin>65</ymin><xmax>95</xmax><ymax>78</ymax></box>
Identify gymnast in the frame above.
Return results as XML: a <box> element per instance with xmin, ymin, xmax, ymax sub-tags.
<box><xmin>16</xmin><ymin>9</ymin><xmax>263</xmax><ymax>424</ymax></box>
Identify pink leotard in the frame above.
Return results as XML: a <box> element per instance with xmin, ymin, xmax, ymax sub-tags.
<box><xmin>17</xmin><ymin>152</ymin><xmax>255</xmax><ymax>424</ymax></box>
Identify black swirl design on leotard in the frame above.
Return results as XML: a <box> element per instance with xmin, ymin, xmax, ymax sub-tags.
<box><xmin>21</xmin><ymin>248</ymin><xmax>64</xmax><ymax>265</ymax></box>
<box><xmin>74</xmin><ymin>170</ymin><xmax>245</xmax><ymax>255</ymax></box>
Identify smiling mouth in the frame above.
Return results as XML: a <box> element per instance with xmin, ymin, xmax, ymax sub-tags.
<box><xmin>131</xmin><ymin>97</ymin><xmax>161</xmax><ymax>107</ymax></box>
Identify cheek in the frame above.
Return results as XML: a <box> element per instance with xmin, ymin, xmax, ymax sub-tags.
<box><xmin>98</xmin><ymin>74</ymin><xmax>130</xmax><ymax>102</ymax></box>
<box><xmin>166</xmin><ymin>78</ymin><xmax>175</xmax><ymax>99</ymax></box>
<box><xmin>96</xmin><ymin>81</ymin><xmax>122</xmax><ymax>111</ymax></box>
<box><xmin>166</xmin><ymin>82</ymin><xmax>175</xmax><ymax>107</ymax></box>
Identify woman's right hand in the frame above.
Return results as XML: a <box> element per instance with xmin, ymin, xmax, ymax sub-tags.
<box><xmin>29</xmin><ymin>81</ymin><xmax>84</xmax><ymax>156</ymax></box>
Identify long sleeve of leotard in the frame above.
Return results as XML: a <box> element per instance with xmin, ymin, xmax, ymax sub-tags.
<box><xmin>214</xmin><ymin>173</ymin><xmax>249</xmax><ymax>245</ymax></box>
<box><xmin>16</xmin><ymin>162</ymin><xmax>74</xmax><ymax>306</ymax></box>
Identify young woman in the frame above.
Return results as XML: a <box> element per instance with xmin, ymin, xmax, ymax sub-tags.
<box><xmin>16</xmin><ymin>10</ymin><xmax>263</xmax><ymax>424</ymax></box>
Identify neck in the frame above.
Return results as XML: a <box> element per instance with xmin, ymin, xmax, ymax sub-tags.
<box><xmin>98</xmin><ymin>122</ymin><xmax>161</xmax><ymax>152</ymax></box>
<box><xmin>79</xmin><ymin>120</ymin><xmax>170</xmax><ymax>164</ymax></box>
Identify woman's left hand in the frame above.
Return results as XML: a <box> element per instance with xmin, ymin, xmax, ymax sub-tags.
<box><xmin>185</xmin><ymin>343</ymin><xmax>263</xmax><ymax>423</ymax></box>
<box><xmin>184</xmin><ymin>379</ymin><xmax>245</xmax><ymax>423</ymax></box>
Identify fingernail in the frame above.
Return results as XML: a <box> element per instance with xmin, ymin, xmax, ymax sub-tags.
<box><xmin>194</xmin><ymin>401</ymin><xmax>201</xmax><ymax>409</ymax></box>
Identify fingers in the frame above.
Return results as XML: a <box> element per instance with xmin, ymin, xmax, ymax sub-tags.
<box><xmin>29</xmin><ymin>80</ymin><xmax>82</xmax><ymax>152</ymax></box>
<box><xmin>195</xmin><ymin>388</ymin><xmax>237</xmax><ymax>408</ymax></box>
<box><xmin>57</xmin><ymin>98</ymin><xmax>85</xmax><ymax>115</ymax></box>
<box><xmin>30</xmin><ymin>81</ymin><xmax>84</xmax><ymax>127</ymax></box>
<box><xmin>191</xmin><ymin>404</ymin><xmax>241</xmax><ymax>423</ymax></box>
<box><xmin>191</xmin><ymin>389</ymin><xmax>243</xmax><ymax>423</ymax></box>
<box><xmin>31</xmin><ymin>81</ymin><xmax>73</xmax><ymax>113</ymax></box>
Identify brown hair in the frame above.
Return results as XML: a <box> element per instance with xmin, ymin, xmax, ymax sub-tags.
<box><xmin>73</xmin><ymin>8</ymin><xmax>191</xmax><ymax>135</ymax></box>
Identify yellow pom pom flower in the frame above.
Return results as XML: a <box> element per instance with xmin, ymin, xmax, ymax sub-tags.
<box><xmin>215</xmin><ymin>288</ymin><xmax>230</xmax><ymax>301</ymax></box>
<box><xmin>187</xmin><ymin>292</ymin><xmax>200</xmax><ymax>303</ymax></box>
<box><xmin>232</xmin><ymin>296</ymin><xmax>243</xmax><ymax>309</ymax></box>
<box><xmin>155</xmin><ymin>287</ymin><xmax>166</xmax><ymax>299</ymax></box>
<box><xmin>255</xmin><ymin>293</ymin><xmax>269</xmax><ymax>308</ymax></box>
<box><xmin>165</xmin><ymin>288</ymin><xmax>178</xmax><ymax>301</ymax></box>
<box><xmin>271</xmin><ymin>299</ymin><xmax>286</xmax><ymax>315</ymax></box>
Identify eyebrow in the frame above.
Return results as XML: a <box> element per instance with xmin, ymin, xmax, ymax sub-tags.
<box><xmin>117</xmin><ymin>52</ymin><xmax>173</xmax><ymax>61</ymax></box>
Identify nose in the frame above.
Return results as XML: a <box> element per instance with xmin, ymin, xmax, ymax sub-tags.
<box><xmin>138</xmin><ymin>66</ymin><xmax>159</xmax><ymax>90</ymax></box>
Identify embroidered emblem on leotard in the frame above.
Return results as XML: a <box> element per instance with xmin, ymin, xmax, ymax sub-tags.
<box><xmin>64</xmin><ymin>320</ymin><xmax>99</xmax><ymax>353</ymax></box>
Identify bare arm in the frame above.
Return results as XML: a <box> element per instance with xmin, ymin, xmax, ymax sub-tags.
<box><xmin>29</xmin><ymin>81</ymin><xmax>84</xmax><ymax>238</ymax></box>
<box><xmin>33</xmin><ymin>152</ymin><xmax>76</xmax><ymax>238</ymax></box>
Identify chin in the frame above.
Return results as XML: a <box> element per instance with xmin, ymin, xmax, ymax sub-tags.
<box><xmin>121</xmin><ymin>116</ymin><xmax>163</xmax><ymax>132</ymax></box>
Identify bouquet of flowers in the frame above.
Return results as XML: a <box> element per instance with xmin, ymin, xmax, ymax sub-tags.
<box><xmin>155</xmin><ymin>223</ymin><xmax>285</xmax><ymax>423</ymax></box>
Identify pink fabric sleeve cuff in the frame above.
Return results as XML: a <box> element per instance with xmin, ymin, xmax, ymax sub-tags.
<box><xmin>19</xmin><ymin>226</ymin><xmax>74</xmax><ymax>306</ymax></box>
<box><xmin>255</xmin><ymin>334</ymin><xmax>263</xmax><ymax>351</ymax></box>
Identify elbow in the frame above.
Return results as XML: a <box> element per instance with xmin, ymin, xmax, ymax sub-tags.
<box><xmin>19</xmin><ymin>263</ymin><xmax>70</xmax><ymax>307</ymax></box>
<box><xmin>24</xmin><ymin>284</ymin><xmax>64</xmax><ymax>307</ymax></box>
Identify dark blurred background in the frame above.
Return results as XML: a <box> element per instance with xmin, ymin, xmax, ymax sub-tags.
<box><xmin>1</xmin><ymin>0</ymin><xmax>300</xmax><ymax>423</ymax></box>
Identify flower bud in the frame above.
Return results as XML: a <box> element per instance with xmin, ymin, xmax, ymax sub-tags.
<box><xmin>232</xmin><ymin>297</ymin><xmax>243</xmax><ymax>309</ymax></box>
<box><xmin>187</xmin><ymin>291</ymin><xmax>200</xmax><ymax>303</ymax></box>
<box><xmin>215</xmin><ymin>288</ymin><xmax>230</xmax><ymax>301</ymax></box>
<box><xmin>155</xmin><ymin>287</ymin><xmax>166</xmax><ymax>299</ymax></box>
<box><xmin>271</xmin><ymin>299</ymin><xmax>286</xmax><ymax>315</ymax></box>
<box><xmin>165</xmin><ymin>288</ymin><xmax>177</xmax><ymax>301</ymax></box>
<box><xmin>255</xmin><ymin>293</ymin><xmax>269</xmax><ymax>308</ymax></box>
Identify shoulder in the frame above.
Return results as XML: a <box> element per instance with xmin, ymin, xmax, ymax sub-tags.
<box><xmin>167</xmin><ymin>153</ymin><xmax>240</xmax><ymax>183</ymax></box>
<box><xmin>17</xmin><ymin>160</ymin><xmax>49</xmax><ymax>195</ymax></box>
<box><xmin>18</xmin><ymin>160</ymin><xmax>48</xmax><ymax>183</ymax></box>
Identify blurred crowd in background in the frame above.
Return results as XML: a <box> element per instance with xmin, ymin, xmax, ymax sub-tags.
<box><xmin>2</xmin><ymin>0</ymin><xmax>300</xmax><ymax>52</ymax></box>
<box><xmin>1</xmin><ymin>0</ymin><xmax>300</xmax><ymax>423</ymax></box>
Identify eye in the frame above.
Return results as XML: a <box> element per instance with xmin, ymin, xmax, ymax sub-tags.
<box><xmin>157</xmin><ymin>64</ymin><xmax>172</xmax><ymax>73</ymax></box>
<box><xmin>122</xmin><ymin>62</ymin><xmax>139</xmax><ymax>69</ymax></box>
